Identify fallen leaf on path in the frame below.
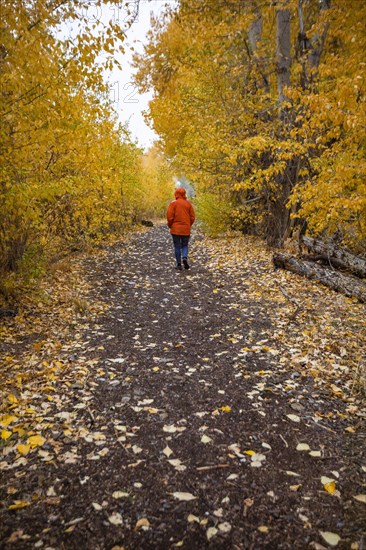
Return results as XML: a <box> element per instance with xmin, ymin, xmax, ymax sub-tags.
<box><xmin>353</xmin><ymin>494</ymin><xmax>366</xmax><ymax>503</ymax></box>
<box><xmin>321</xmin><ymin>476</ymin><xmax>335</xmax><ymax>485</ymax></box>
<box><xmin>108</xmin><ymin>512</ymin><xmax>123</xmax><ymax>525</ymax></box>
<box><xmin>0</xmin><ymin>415</ymin><xmax>17</xmax><ymax>427</ymax></box>
<box><xmin>286</xmin><ymin>414</ymin><xmax>300</xmax><ymax>423</ymax></box>
<box><xmin>206</xmin><ymin>527</ymin><xmax>218</xmax><ymax>540</ymax></box>
<box><xmin>1</xmin><ymin>430</ymin><xmax>12</xmax><ymax>440</ymax></box>
<box><xmin>252</xmin><ymin>453</ymin><xmax>266</xmax><ymax>462</ymax></box>
<box><xmin>324</xmin><ymin>481</ymin><xmax>336</xmax><ymax>494</ymax></box>
<box><xmin>320</xmin><ymin>531</ymin><xmax>341</xmax><ymax>546</ymax></box>
<box><xmin>218</xmin><ymin>522</ymin><xmax>231</xmax><ymax>533</ymax></box>
<box><xmin>168</xmin><ymin>459</ymin><xmax>186</xmax><ymax>471</ymax></box>
<box><xmin>171</xmin><ymin>492</ymin><xmax>196</xmax><ymax>501</ymax></box>
<box><xmin>163</xmin><ymin>425</ymin><xmax>186</xmax><ymax>433</ymax></box>
<box><xmin>163</xmin><ymin>445</ymin><xmax>173</xmax><ymax>457</ymax></box>
<box><xmin>258</xmin><ymin>525</ymin><xmax>269</xmax><ymax>533</ymax></box>
<box><xmin>8</xmin><ymin>500</ymin><xmax>31</xmax><ymax>510</ymax></box>
<box><xmin>7</xmin><ymin>394</ymin><xmax>18</xmax><ymax>404</ymax></box>
<box><xmin>296</xmin><ymin>443</ymin><xmax>310</xmax><ymax>451</ymax></box>
<box><xmin>135</xmin><ymin>518</ymin><xmax>150</xmax><ymax>531</ymax></box>
<box><xmin>309</xmin><ymin>450</ymin><xmax>322</xmax><ymax>457</ymax></box>
<box><xmin>112</xmin><ymin>491</ymin><xmax>129</xmax><ymax>499</ymax></box>
<box><xmin>28</xmin><ymin>435</ymin><xmax>45</xmax><ymax>448</ymax></box>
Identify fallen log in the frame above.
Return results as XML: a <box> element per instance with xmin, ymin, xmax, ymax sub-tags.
<box><xmin>300</xmin><ymin>254</ymin><xmax>347</xmax><ymax>272</ymax></box>
<box><xmin>301</xmin><ymin>236</ymin><xmax>366</xmax><ymax>278</ymax></box>
<box><xmin>273</xmin><ymin>253</ymin><xmax>366</xmax><ymax>303</ymax></box>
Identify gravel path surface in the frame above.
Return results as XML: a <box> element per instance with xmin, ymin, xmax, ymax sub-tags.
<box><xmin>1</xmin><ymin>226</ymin><xmax>365</xmax><ymax>549</ymax></box>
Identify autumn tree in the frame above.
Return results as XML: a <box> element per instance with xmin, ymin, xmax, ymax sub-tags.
<box><xmin>134</xmin><ymin>0</ymin><xmax>366</xmax><ymax>251</ymax></box>
<box><xmin>0</xmin><ymin>0</ymin><xmax>173</xmax><ymax>300</ymax></box>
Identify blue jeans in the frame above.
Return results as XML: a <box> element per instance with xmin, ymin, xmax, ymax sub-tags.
<box><xmin>172</xmin><ymin>234</ymin><xmax>190</xmax><ymax>265</ymax></box>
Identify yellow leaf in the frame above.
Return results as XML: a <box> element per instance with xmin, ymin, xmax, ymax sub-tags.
<box><xmin>213</xmin><ymin>289</ymin><xmax>219</xmax><ymax>293</ymax></box>
<box><xmin>219</xmin><ymin>405</ymin><xmax>231</xmax><ymax>413</ymax></box>
<box><xmin>258</xmin><ymin>525</ymin><xmax>269</xmax><ymax>533</ymax></box>
<box><xmin>28</xmin><ymin>435</ymin><xmax>45</xmax><ymax>448</ymax></box>
<box><xmin>0</xmin><ymin>414</ymin><xmax>17</xmax><ymax>427</ymax></box>
<box><xmin>13</xmin><ymin>426</ymin><xmax>26</xmax><ymax>437</ymax></box>
<box><xmin>135</xmin><ymin>517</ymin><xmax>150</xmax><ymax>530</ymax></box>
<box><xmin>289</xmin><ymin>484</ymin><xmax>302</xmax><ymax>491</ymax></box>
<box><xmin>345</xmin><ymin>426</ymin><xmax>356</xmax><ymax>433</ymax></box>
<box><xmin>17</xmin><ymin>444</ymin><xmax>31</xmax><ymax>456</ymax></box>
<box><xmin>244</xmin><ymin>450</ymin><xmax>256</xmax><ymax>456</ymax></box>
<box><xmin>8</xmin><ymin>500</ymin><xmax>31</xmax><ymax>510</ymax></box>
<box><xmin>1</xmin><ymin>429</ymin><xmax>12</xmax><ymax>440</ymax></box>
<box><xmin>324</xmin><ymin>481</ymin><xmax>336</xmax><ymax>494</ymax></box>
<box><xmin>7</xmin><ymin>394</ymin><xmax>18</xmax><ymax>405</ymax></box>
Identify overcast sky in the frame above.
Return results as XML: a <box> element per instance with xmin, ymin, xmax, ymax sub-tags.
<box><xmin>61</xmin><ymin>1</ymin><xmax>173</xmax><ymax>149</ymax></box>
<box><xmin>107</xmin><ymin>0</ymin><xmax>173</xmax><ymax>150</ymax></box>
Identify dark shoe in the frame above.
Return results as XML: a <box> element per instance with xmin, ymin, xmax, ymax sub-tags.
<box><xmin>183</xmin><ymin>258</ymin><xmax>190</xmax><ymax>270</ymax></box>
<box><xmin>175</xmin><ymin>264</ymin><xmax>182</xmax><ymax>270</ymax></box>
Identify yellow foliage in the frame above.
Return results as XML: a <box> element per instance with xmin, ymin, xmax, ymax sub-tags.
<box><xmin>0</xmin><ymin>1</ymin><xmax>174</xmax><ymax>299</ymax></box>
<box><xmin>134</xmin><ymin>0</ymin><xmax>366</xmax><ymax>250</ymax></box>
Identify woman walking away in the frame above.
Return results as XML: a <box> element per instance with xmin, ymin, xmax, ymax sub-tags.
<box><xmin>167</xmin><ymin>187</ymin><xmax>195</xmax><ymax>270</ymax></box>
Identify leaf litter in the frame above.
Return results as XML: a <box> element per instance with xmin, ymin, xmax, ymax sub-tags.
<box><xmin>0</xmin><ymin>226</ymin><xmax>365</xmax><ymax>548</ymax></box>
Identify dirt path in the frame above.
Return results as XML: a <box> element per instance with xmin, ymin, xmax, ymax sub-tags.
<box><xmin>1</xmin><ymin>226</ymin><xmax>365</xmax><ymax>549</ymax></box>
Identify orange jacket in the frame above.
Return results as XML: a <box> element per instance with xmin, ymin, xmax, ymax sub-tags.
<box><xmin>167</xmin><ymin>188</ymin><xmax>195</xmax><ymax>236</ymax></box>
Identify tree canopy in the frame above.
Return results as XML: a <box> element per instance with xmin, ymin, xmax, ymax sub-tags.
<box><xmin>134</xmin><ymin>0</ymin><xmax>366</xmax><ymax>249</ymax></box>
<box><xmin>1</xmin><ymin>0</ymin><xmax>174</xmax><ymax>298</ymax></box>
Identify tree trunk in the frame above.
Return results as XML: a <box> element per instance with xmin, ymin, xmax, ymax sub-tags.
<box><xmin>276</xmin><ymin>5</ymin><xmax>291</xmax><ymax>105</ymax></box>
<box><xmin>273</xmin><ymin>253</ymin><xmax>366</xmax><ymax>302</ymax></box>
<box><xmin>247</xmin><ymin>9</ymin><xmax>270</xmax><ymax>93</ymax></box>
<box><xmin>248</xmin><ymin>16</ymin><xmax>262</xmax><ymax>52</ymax></box>
<box><xmin>308</xmin><ymin>0</ymin><xmax>330</xmax><ymax>73</ymax></box>
<box><xmin>301</xmin><ymin>236</ymin><xmax>366</xmax><ymax>278</ymax></box>
<box><xmin>266</xmin><ymin>3</ymin><xmax>292</xmax><ymax>248</ymax></box>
